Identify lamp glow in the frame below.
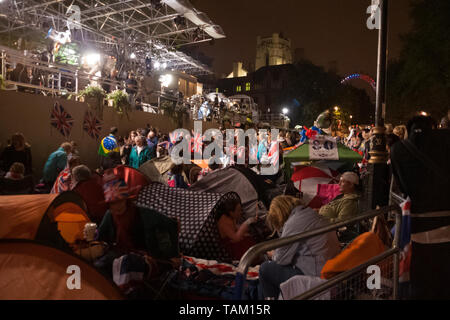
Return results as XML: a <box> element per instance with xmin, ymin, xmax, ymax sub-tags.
<box><xmin>159</xmin><ymin>74</ymin><xmax>173</xmax><ymax>87</ymax></box>
<box><xmin>83</xmin><ymin>53</ymin><xmax>101</xmax><ymax>66</ymax></box>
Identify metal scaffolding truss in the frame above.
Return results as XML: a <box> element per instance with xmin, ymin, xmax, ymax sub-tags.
<box><xmin>0</xmin><ymin>0</ymin><xmax>225</xmax><ymax>75</ymax></box>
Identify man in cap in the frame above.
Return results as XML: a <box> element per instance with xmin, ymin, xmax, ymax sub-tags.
<box><xmin>318</xmin><ymin>171</ymin><xmax>360</xmax><ymax>223</ymax></box>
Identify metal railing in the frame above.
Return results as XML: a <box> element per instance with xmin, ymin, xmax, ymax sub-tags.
<box><xmin>0</xmin><ymin>46</ymin><xmax>138</xmax><ymax>97</ymax></box>
<box><xmin>234</xmin><ymin>205</ymin><xmax>402</xmax><ymax>300</ymax></box>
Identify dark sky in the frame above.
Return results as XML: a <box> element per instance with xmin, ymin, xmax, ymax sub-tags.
<box><xmin>190</xmin><ymin>0</ymin><xmax>412</xmax><ymax>81</ymax></box>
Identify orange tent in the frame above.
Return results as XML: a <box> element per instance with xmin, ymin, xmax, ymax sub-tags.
<box><xmin>0</xmin><ymin>192</ymin><xmax>91</xmax><ymax>248</ymax></box>
<box><xmin>0</xmin><ymin>240</ymin><xmax>123</xmax><ymax>300</ymax></box>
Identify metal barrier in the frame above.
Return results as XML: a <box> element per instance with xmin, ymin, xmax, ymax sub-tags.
<box><xmin>234</xmin><ymin>205</ymin><xmax>402</xmax><ymax>300</ymax></box>
<box><xmin>0</xmin><ymin>46</ymin><xmax>138</xmax><ymax>97</ymax></box>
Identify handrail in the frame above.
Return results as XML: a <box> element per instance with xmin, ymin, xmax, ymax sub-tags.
<box><xmin>234</xmin><ymin>205</ymin><xmax>402</xmax><ymax>300</ymax></box>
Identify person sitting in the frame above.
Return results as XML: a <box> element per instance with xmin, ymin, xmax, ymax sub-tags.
<box><xmin>42</xmin><ymin>142</ymin><xmax>72</xmax><ymax>189</ymax></box>
<box><xmin>216</xmin><ymin>196</ymin><xmax>259</xmax><ymax>261</ymax></box>
<box><xmin>128</xmin><ymin>135</ymin><xmax>152</xmax><ymax>169</ymax></box>
<box><xmin>70</xmin><ymin>165</ymin><xmax>92</xmax><ymax>190</ymax></box>
<box><xmin>259</xmin><ymin>195</ymin><xmax>341</xmax><ymax>300</ymax></box>
<box><xmin>0</xmin><ymin>162</ymin><xmax>34</xmax><ymax>195</ymax></box>
<box><xmin>51</xmin><ymin>155</ymin><xmax>81</xmax><ymax>194</ymax></box>
<box><xmin>318</xmin><ymin>171</ymin><xmax>360</xmax><ymax>223</ymax></box>
<box><xmin>0</xmin><ymin>132</ymin><xmax>33</xmax><ymax>176</ymax></box>
<box><xmin>4</xmin><ymin>162</ymin><xmax>25</xmax><ymax>181</ymax></box>
<box><xmin>97</xmin><ymin>171</ymin><xmax>144</xmax><ymax>252</ymax></box>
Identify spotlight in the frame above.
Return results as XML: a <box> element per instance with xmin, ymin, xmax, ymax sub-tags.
<box><xmin>282</xmin><ymin>108</ymin><xmax>289</xmax><ymax>115</ymax></box>
<box><xmin>130</xmin><ymin>53</ymin><xmax>136</xmax><ymax>59</ymax></box>
<box><xmin>159</xmin><ymin>74</ymin><xmax>173</xmax><ymax>87</ymax></box>
<box><xmin>153</xmin><ymin>61</ymin><xmax>161</xmax><ymax>69</ymax></box>
<box><xmin>83</xmin><ymin>53</ymin><xmax>101</xmax><ymax>66</ymax></box>
<box><xmin>162</xmin><ymin>62</ymin><xmax>167</xmax><ymax>69</ymax></box>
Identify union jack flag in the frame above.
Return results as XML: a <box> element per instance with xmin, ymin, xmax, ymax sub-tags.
<box><xmin>249</xmin><ymin>145</ymin><xmax>258</xmax><ymax>162</ymax></box>
<box><xmin>236</xmin><ymin>146</ymin><xmax>246</xmax><ymax>160</ymax></box>
<box><xmin>83</xmin><ymin>110</ymin><xmax>102</xmax><ymax>140</ymax></box>
<box><xmin>192</xmin><ymin>132</ymin><xmax>203</xmax><ymax>154</ymax></box>
<box><xmin>268</xmin><ymin>141</ymin><xmax>279</xmax><ymax>167</ymax></box>
<box><xmin>103</xmin><ymin>179</ymin><xmax>130</xmax><ymax>203</ymax></box>
<box><xmin>50</xmin><ymin>102</ymin><xmax>74</xmax><ymax>137</ymax></box>
<box><xmin>50</xmin><ymin>167</ymin><xmax>71</xmax><ymax>194</ymax></box>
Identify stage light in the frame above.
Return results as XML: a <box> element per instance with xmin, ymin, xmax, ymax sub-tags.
<box><xmin>419</xmin><ymin>111</ymin><xmax>428</xmax><ymax>116</ymax></box>
<box><xmin>159</xmin><ymin>74</ymin><xmax>173</xmax><ymax>87</ymax></box>
<box><xmin>83</xmin><ymin>53</ymin><xmax>101</xmax><ymax>66</ymax></box>
<box><xmin>162</xmin><ymin>62</ymin><xmax>167</xmax><ymax>69</ymax></box>
<box><xmin>282</xmin><ymin>108</ymin><xmax>289</xmax><ymax>114</ymax></box>
<box><xmin>154</xmin><ymin>61</ymin><xmax>161</xmax><ymax>69</ymax></box>
<box><xmin>130</xmin><ymin>52</ymin><xmax>136</xmax><ymax>59</ymax></box>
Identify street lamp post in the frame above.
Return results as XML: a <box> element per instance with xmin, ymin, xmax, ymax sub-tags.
<box><xmin>368</xmin><ymin>0</ymin><xmax>390</xmax><ymax>209</ymax></box>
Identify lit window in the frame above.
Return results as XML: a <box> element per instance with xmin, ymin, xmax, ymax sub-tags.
<box><xmin>246</xmin><ymin>82</ymin><xmax>251</xmax><ymax>91</ymax></box>
<box><xmin>236</xmin><ymin>85</ymin><xmax>242</xmax><ymax>92</ymax></box>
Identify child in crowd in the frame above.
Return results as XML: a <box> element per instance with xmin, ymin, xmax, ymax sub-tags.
<box><xmin>5</xmin><ymin>162</ymin><xmax>25</xmax><ymax>181</ymax></box>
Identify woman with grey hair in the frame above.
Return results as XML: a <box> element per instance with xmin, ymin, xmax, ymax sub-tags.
<box><xmin>71</xmin><ymin>165</ymin><xmax>92</xmax><ymax>189</ymax></box>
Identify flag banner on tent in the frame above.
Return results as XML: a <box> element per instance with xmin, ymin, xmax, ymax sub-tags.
<box><xmin>291</xmin><ymin>165</ymin><xmax>340</xmax><ymax>207</ymax></box>
<box><xmin>50</xmin><ymin>102</ymin><xmax>74</xmax><ymax>138</ymax></box>
<box><xmin>309</xmin><ymin>135</ymin><xmax>339</xmax><ymax>161</ymax></box>
<box><xmin>83</xmin><ymin>110</ymin><xmax>102</xmax><ymax>140</ymax></box>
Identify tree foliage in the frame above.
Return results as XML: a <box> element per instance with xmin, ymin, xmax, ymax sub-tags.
<box><xmin>277</xmin><ymin>60</ymin><xmax>374</xmax><ymax>127</ymax></box>
<box><xmin>387</xmin><ymin>0</ymin><xmax>450</xmax><ymax>123</ymax></box>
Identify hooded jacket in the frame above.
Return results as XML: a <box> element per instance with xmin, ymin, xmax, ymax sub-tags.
<box><xmin>273</xmin><ymin>205</ymin><xmax>341</xmax><ymax>276</ymax></box>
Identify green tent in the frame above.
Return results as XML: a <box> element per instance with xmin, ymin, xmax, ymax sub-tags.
<box><xmin>284</xmin><ymin>141</ymin><xmax>363</xmax><ymax>177</ymax></box>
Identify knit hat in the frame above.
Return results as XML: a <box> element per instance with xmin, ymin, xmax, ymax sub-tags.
<box><xmin>341</xmin><ymin>172</ymin><xmax>359</xmax><ymax>185</ymax></box>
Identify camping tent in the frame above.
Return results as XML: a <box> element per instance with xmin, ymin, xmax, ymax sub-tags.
<box><xmin>72</xmin><ymin>176</ymin><xmax>108</xmax><ymax>224</ymax></box>
<box><xmin>138</xmin><ymin>156</ymin><xmax>175</xmax><ymax>185</ymax></box>
<box><xmin>284</xmin><ymin>140</ymin><xmax>363</xmax><ymax>177</ymax></box>
<box><xmin>189</xmin><ymin>166</ymin><xmax>272</xmax><ymax>219</ymax></box>
<box><xmin>0</xmin><ymin>240</ymin><xmax>123</xmax><ymax>300</ymax></box>
<box><xmin>113</xmin><ymin>165</ymin><xmax>150</xmax><ymax>190</ymax></box>
<box><xmin>135</xmin><ymin>183</ymin><xmax>241</xmax><ymax>262</ymax></box>
<box><xmin>0</xmin><ymin>192</ymin><xmax>91</xmax><ymax>249</ymax></box>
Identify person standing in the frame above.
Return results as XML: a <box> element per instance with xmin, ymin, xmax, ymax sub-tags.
<box><xmin>390</xmin><ymin>115</ymin><xmax>450</xmax><ymax>300</ymax></box>
<box><xmin>42</xmin><ymin>142</ymin><xmax>72</xmax><ymax>188</ymax></box>
<box><xmin>146</xmin><ymin>130</ymin><xmax>159</xmax><ymax>159</ymax></box>
<box><xmin>99</xmin><ymin>127</ymin><xmax>120</xmax><ymax>158</ymax></box>
<box><xmin>128</xmin><ymin>136</ymin><xmax>151</xmax><ymax>169</ymax></box>
<box><xmin>125</xmin><ymin>72</ymin><xmax>138</xmax><ymax>109</ymax></box>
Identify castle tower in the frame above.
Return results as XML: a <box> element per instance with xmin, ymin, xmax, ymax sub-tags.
<box><xmin>255</xmin><ymin>33</ymin><xmax>292</xmax><ymax>71</ymax></box>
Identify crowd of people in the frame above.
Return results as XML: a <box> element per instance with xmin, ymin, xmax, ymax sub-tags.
<box><xmin>0</xmin><ymin>109</ymin><xmax>449</xmax><ymax>300</ymax></box>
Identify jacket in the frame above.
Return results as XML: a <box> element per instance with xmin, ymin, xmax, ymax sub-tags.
<box><xmin>42</xmin><ymin>147</ymin><xmax>67</xmax><ymax>184</ymax></box>
<box><xmin>128</xmin><ymin>146</ymin><xmax>152</xmax><ymax>169</ymax></box>
<box><xmin>319</xmin><ymin>193</ymin><xmax>360</xmax><ymax>223</ymax></box>
<box><xmin>273</xmin><ymin>205</ymin><xmax>341</xmax><ymax>276</ymax></box>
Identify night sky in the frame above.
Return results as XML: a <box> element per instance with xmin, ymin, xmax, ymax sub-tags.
<box><xmin>191</xmin><ymin>0</ymin><xmax>412</xmax><ymax>83</ymax></box>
